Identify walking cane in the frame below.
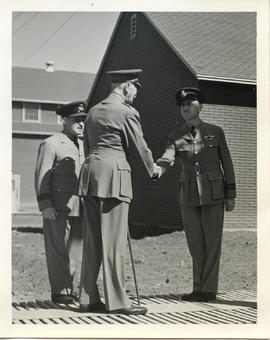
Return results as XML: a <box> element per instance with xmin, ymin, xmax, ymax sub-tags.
<box><xmin>127</xmin><ymin>229</ymin><xmax>141</xmax><ymax>306</ymax></box>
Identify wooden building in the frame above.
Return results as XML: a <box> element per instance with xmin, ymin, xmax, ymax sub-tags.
<box><xmin>12</xmin><ymin>66</ymin><xmax>95</xmax><ymax>212</ymax></box>
<box><xmin>87</xmin><ymin>12</ymin><xmax>256</xmax><ymax>229</ymax></box>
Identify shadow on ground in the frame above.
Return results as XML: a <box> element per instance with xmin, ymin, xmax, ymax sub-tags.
<box><xmin>211</xmin><ymin>299</ymin><xmax>257</xmax><ymax>309</ymax></box>
<box><xmin>129</xmin><ymin>224</ymin><xmax>179</xmax><ymax>239</ymax></box>
<box><xmin>13</xmin><ymin>226</ymin><xmax>43</xmax><ymax>234</ymax></box>
<box><xmin>13</xmin><ymin>224</ymin><xmax>180</xmax><ymax>239</ymax></box>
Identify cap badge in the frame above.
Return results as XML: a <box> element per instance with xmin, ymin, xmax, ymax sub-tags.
<box><xmin>181</xmin><ymin>90</ymin><xmax>187</xmax><ymax>97</ymax></box>
<box><xmin>78</xmin><ymin>104</ymin><xmax>84</xmax><ymax>112</ymax></box>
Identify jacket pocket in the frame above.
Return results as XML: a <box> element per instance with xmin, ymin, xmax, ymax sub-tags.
<box><xmin>207</xmin><ymin>171</ymin><xmax>224</xmax><ymax>199</ymax></box>
<box><xmin>117</xmin><ymin>164</ymin><xmax>132</xmax><ymax>198</ymax></box>
<box><xmin>203</xmin><ymin>138</ymin><xmax>218</xmax><ymax>149</ymax></box>
<box><xmin>179</xmin><ymin>173</ymin><xmax>191</xmax><ymax>202</ymax></box>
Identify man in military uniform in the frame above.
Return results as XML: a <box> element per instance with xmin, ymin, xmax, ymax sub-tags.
<box><xmin>78</xmin><ymin>69</ymin><xmax>159</xmax><ymax>315</ymax></box>
<box><xmin>156</xmin><ymin>87</ymin><xmax>236</xmax><ymax>302</ymax></box>
<box><xmin>35</xmin><ymin>101</ymin><xmax>86</xmax><ymax>304</ymax></box>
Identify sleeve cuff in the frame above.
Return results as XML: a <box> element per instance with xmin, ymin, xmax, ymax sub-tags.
<box><xmin>225</xmin><ymin>186</ymin><xmax>236</xmax><ymax>199</ymax></box>
<box><xmin>37</xmin><ymin>194</ymin><xmax>53</xmax><ymax>211</ymax></box>
<box><xmin>156</xmin><ymin>160</ymin><xmax>174</xmax><ymax>169</ymax></box>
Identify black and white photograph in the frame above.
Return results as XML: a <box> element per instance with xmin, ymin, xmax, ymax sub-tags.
<box><xmin>1</xmin><ymin>0</ymin><xmax>270</xmax><ymax>338</ymax></box>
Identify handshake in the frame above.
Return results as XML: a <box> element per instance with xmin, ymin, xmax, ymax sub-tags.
<box><xmin>152</xmin><ymin>163</ymin><xmax>163</xmax><ymax>180</ymax></box>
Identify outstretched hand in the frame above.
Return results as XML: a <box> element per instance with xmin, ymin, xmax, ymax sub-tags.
<box><xmin>152</xmin><ymin>164</ymin><xmax>163</xmax><ymax>180</ymax></box>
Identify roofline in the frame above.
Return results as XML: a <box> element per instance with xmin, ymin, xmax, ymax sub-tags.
<box><xmin>86</xmin><ymin>13</ymin><xmax>122</xmax><ymax>107</ymax></box>
<box><xmin>198</xmin><ymin>74</ymin><xmax>257</xmax><ymax>85</ymax></box>
<box><xmin>12</xmin><ymin>98</ymin><xmax>68</xmax><ymax>105</ymax></box>
<box><xmin>144</xmin><ymin>12</ymin><xmax>197</xmax><ymax>78</ymax></box>
<box><xmin>12</xmin><ymin>66</ymin><xmax>94</xmax><ymax>77</ymax></box>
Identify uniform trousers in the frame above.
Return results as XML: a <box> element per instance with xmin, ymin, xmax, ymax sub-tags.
<box><xmin>43</xmin><ymin>215</ymin><xmax>82</xmax><ymax>295</ymax></box>
<box><xmin>181</xmin><ymin>203</ymin><xmax>224</xmax><ymax>293</ymax></box>
<box><xmin>79</xmin><ymin>196</ymin><xmax>131</xmax><ymax>311</ymax></box>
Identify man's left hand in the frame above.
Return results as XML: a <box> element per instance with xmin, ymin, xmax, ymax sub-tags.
<box><xmin>225</xmin><ymin>198</ymin><xmax>235</xmax><ymax>212</ymax></box>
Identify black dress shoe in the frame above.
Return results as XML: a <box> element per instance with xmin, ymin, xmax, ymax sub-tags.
<box><xmin>79</xmin><ymin>301</ymin><xmax>106</xmax><ymax>312</ymax></box>
<box><xmin>200</xmin><ymin>292</ymin><xmax>217</xmax><ymax>302</ymax></box>
<box><xmin>110</xmin><ymin>304</ymin><xmax>148</xmax><ymax>315</ymax></box>
<box><xmin>51</xmin><ymin>293</ymin><xmax>74</xmax><ymax>304</ymax></box>
<box><xmin>181</xmin><ymin>291</ymin><xmax>203</xmax><ymax>302</ymax></box>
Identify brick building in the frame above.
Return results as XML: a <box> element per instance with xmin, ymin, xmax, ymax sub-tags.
<box><xmin>12</xmin><ymin>66</ymin><xmax>95</xmax><ymax>212</ymax></box>
<box><xmin>87</xmin><ymin>12</ymin><xmax>256</xmax><ymax>229</ymax></box>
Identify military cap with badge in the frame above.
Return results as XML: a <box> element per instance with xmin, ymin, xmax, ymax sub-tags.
<box><xmin>56</xmin><ymin>101</ymin><xmax>87</xmax><ymax>117</ymax></box>
<box><xmin>175</xmin><ymin>87</ymin><xmax>205</xmax><ymax>106</ymax></box>
<box><xmin>106</xmin><ymin>69</ymin><xmax>143</xmax><ymax>88</ymax></box>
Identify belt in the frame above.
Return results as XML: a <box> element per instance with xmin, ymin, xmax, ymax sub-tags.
<box><xmin>86</xmin><ymin>149</ymin><xmax>127</xmax><ymax>160</ymax></box>
<box><xmin>183</xmin><ymin>162</ymin><xmax>220</xmax><ymax>174</ymax></box>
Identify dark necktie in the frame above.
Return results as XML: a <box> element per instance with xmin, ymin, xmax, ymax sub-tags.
<box><xmin>190</xmin><ymin>126</ymin><xmax>196</xmax><ymax>138</ymax></box>
<box><xmin>73</xmin><ymin>138</ymin><xmax>79</xmax><ymax>149</ymax></box>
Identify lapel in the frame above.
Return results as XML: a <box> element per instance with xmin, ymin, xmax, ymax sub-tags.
<box><xmin>182</xmin><ymin>125</ymin><xmax>192</xmax><ymax>141</ymax></box>
<box><xmin>58</xmin><ymin>132</ymin><xmax>79</xmax><ymax>154</ymax></box>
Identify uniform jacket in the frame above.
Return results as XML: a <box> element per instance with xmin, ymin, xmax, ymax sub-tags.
<box><xmin>77</xmin><ymin>93</ymin><xmax>156</xmax><ymax>203</ymax></box>
<box><xmin>35</xmin><ymin>132</ymin><xmax>84</xmax><ymax>216</ymax></box>
<box><xmin>157</xmin><ymin>119</ymin><xmax>236</xmax><ymax>206</ymax></box>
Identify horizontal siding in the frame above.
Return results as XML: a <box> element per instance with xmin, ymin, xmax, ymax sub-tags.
<box><xmin>41</xmin><ymin>103</ymin><xmax>59</xmax><ymax>124</ymax></box>
<box><xmin>200</xmin><ymin>104</ymin><xmax>257</xmax><ymax>229</ymax></box>
<box><xmin>12</xmin><ymin>137</ymin><xmax>45</xmax><ymax>211</ymax></box>
<box><xmin>13</xmin><ymin>101</ymin><xmax>59</xmax><ymax>125</ymax></box>
<box><xmin>12</xmin><ymin>101</ymin><xmax>23</xmax><ymax>121</ymax></box>
<box><xmin>13</xmin><ymin>121</ymin><xmax>61</xmax><ymax>134</ymax></box>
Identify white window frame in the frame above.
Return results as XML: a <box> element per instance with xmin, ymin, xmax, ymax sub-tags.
<box><xmin>22</xmin><ymin>102</ymin><xmax>41</xmax><ymax>123</ymax></box>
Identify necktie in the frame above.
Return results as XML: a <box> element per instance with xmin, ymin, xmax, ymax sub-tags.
<box><xmin>73</xmin><ymin>138</ymin><xmax>79</xmax><ymax>149</ymax></box>
<box><xmin>190</xmin><ymin>126</ymin><xmax>196</xmax><ymax>138</ymax></box>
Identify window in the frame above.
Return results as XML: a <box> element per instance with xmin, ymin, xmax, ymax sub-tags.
<box><xmin>130</xmin><ymin>14</ymin><xmax>137</xmax><ymax>40</ymax></box>
<box><xmin>23</xmin><ymin>102</ymin><xmax>41</xmax><ymax>122</ymax></box>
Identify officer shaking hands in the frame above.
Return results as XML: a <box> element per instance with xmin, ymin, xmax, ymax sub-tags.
<box><xmin>77</xmin><ymin>69</ymin><xmax>160</xmax><ymax>315</ymax></box>
<box><xmin>156</xmin><ymin>87</ymin><xmax>236</xmax><ymax>302</ymax></box>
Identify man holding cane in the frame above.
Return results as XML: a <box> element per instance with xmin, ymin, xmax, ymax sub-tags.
<box><xmin>78</xmin><ymin>69</ymin><xmax>160</xmax><ymax>314</ymax></box>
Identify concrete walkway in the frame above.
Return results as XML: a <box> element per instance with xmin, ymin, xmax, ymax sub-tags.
<box><xmin>13</xmin><ymin>289</ymin><xmax>256</xmax><ymax>325</ymax></box>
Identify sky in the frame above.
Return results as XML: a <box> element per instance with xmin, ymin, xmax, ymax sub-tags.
<box><xmin>12</xmin><ymin>12</ymin><xmax>119</xmax><ymax>74</ymax></box>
